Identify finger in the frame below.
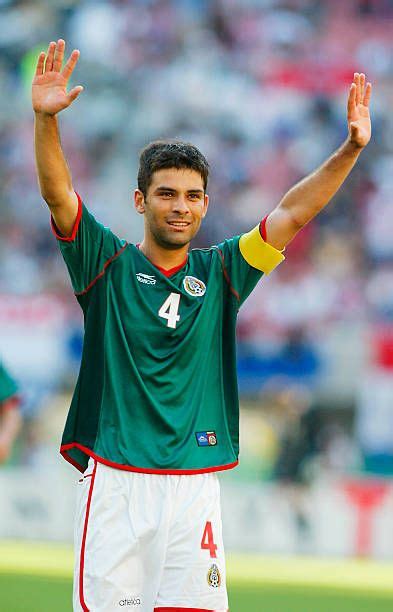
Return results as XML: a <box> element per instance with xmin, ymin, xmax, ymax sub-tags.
<box><xmin>44</xmin><ymin>41</ymin><xmax>56</xmax><ymax>72</ymax></box>
<box><xmin>363</xmin><ymin>82</ymin><xmax>372</xmax><ymax>107</ymax></box>
<box><xmin>347</xmin><ymin>82</ymin><xmax>356</xmax><ymax>117</ymax></box>
<box><xmin>34</xmin><ymin>51</ymin><xmax>46</xmax><ymax>76</ymax></box>
<box><xmin>53</xmin><ymin>39</ymin><xmax>65</xmax><ymax>72</ymax></box>
<box><xmin>354</xmin><ymin>72</ymin><xmax>361</xmax><ymax>105</ymax></box>
<box><xmin>67</xmin><ymin>85</ymin><xmax>84</xmax><ymax>104</ymax></box>
<box><xmin>360</xmin><ymin>73</ymin><xmax>366</xmax><ymax>102</ymax></box>
<box><xmin>61</xmin><ymin>49</ymin><xmax>80</xmax><ymax>80</ymax></box>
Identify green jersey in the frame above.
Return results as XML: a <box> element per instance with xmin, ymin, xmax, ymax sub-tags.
<box><xmin>0</xmin><ymin>361</ymin><xmax>18</xmax><ymax>406</ymax></box>
<box><xmin>54</xmin><ymin>194</ymin><xmax>284</xmax><ymax>473</ymax></box>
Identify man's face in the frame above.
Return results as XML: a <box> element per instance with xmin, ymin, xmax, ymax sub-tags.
<box><xmin>134</xmin><ymin>168</ymin><xmax>209</xmax><ymax>249</ymax></box>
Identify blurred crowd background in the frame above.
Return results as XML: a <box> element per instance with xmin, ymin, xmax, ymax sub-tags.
<box><xmin>1</xmin><ymin>0</ymin><xmax>393</xmax><ymax>555</ymax></box>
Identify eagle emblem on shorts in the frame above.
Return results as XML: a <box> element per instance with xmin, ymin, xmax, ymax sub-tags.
<box><xmin>207</xmin><ymin>564</ymin><xmax>221</xmax><ymax>588</ymax></box>
<box><xmin>183</xmin><ymin>276</ymin><xmax>206</xmax><ymax>297</ymax></box>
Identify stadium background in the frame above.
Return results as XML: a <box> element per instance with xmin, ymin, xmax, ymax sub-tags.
<box><xmin>1</xmin><ymin>0</ymin><xmax>393</xmax><ymax>610</ymax></box>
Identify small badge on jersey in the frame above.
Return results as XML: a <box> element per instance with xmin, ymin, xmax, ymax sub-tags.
<box><xmin>196</xmin><ymin>431</ymin><xmax>217</xmax><ymax>447</ymax></box>
<box><xmin>207</xmin><ymin>564</ymin><xmax>221</xmax><ymax>588</ymax></box>
<box><xmin>183</xmin><ymin>275</ymin><xmax>206</xmax><ymax>297</ymax></box>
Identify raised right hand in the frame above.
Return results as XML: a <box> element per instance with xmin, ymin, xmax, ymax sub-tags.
<box><xmin>32</xmin><ymin>39</ymin><xmax>83</xmax><ymax>115</ymax></box>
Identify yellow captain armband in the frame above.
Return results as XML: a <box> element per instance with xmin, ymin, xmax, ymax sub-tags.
<box><xmin>239</xmin><ymin>225</ymin><xmax>285</xmax><ymax>274</ymax></box>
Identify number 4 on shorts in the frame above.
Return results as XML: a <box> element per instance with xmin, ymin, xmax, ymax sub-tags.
<box><xmin>201</xmin><ymin>521</ymin><xmax>217</xmax><ymax>558</ymax></box>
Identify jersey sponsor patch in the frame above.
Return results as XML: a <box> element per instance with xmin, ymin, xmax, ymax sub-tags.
<box><xmin>196</xmin><ymin>431</ymin><xmax>217</xmax><ymax>447</ymax></box>
<box><xmin>183</xmin><ymin>275</ymin><xmax>206</xmax><ymax>297</ymax></box>
<box><xmin>136</xmin><ymin>273</ymin><xmax>156</xmax><ymax>285</ymax></box>
<box><xmin>207</xmin><ymin>563</ymin><xmax>221</xmax><ymax>588</ymax></box>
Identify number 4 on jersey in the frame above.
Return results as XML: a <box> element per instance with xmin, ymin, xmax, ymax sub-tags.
<box><xmin>201</xmin><ymin>521</ymin><xmax>217</xmax><ymax>558</ymax></box>
<box><xmin>158</xmin><ymin>293</ymin><xmax>181</xmax><ymax>329</ymax></box>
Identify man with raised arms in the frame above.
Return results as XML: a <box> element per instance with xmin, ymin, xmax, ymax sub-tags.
<box><xmin>32</xmin><ymin>39</ymin><xmax>371</xmax><ymax>612</ymax></box>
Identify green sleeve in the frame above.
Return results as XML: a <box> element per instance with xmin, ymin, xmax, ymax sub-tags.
<box><xmin>215</xmin><ymin>235</ymin><xmax>264</xmax><ymax>307</ymax></box>
<box><xmin>0</xmin><ymin>362</ymin><xmax>18</xmax><ymax>404</ymax></box>
<box><xmin>52</xmin><ymin>193</ymin><xmax>126</xmax><ymax>295</ymax></box>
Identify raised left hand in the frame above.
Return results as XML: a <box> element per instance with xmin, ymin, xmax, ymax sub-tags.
<box><xmin>0</xmin><ymin>433</ymin><xmax>12</xmax><ymax>463</ymax></box>
<box><xmin>347</xmin><ymin>72</ymin><xmax>372</xmax><ymax>148</ymax></box>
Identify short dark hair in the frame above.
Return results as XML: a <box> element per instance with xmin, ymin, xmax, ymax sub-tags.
<box><xmin>137</xmin><ymin>139</ymin><xmax>209</xmax><ymax>196</ymax></box>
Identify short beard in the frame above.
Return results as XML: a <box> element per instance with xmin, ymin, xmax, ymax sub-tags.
<box><xmin>150</xmin><ymin>225</ymin><xmax>192</xmax><ymax>250</ymax></box>
<box><xmin>144</xmin><ymin>198</ymin><xmax>199</xmax><ymax>250</ymax></box>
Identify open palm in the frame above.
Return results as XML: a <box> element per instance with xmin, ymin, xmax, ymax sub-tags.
<box><xmin>32</xmin><ymin>39</ymin><xmax>83</xmax><ymax>115</ymax></box>
<box><xmin>347</xmin><ymin>72</ymin><xmax>372</xmax><ymax>148</ymax></box>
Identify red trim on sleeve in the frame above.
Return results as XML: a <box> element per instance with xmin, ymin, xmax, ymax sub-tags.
<box><xmin>74</xmin><ymin>242</ymin><xmax>128</xmax><ymax>297</ymax></box>
<box><xmin>259</xmin><ymin>214</ymin><xmax>269</xmax><ymax>242</ymax></box>
<box><xmin>79</xmin><ymin>459</ymin><xmax>97</xmax><ymax>612</ymax></box>
<box><xmin>60</xmin><ymin>442</ymin><xmax>238</xmax><ymax>475</ymax></box>
<box><xmin>50</xmin><ymin>192</ymin><xmax>83</xmax><ymax>242</ymax></box>
<box><xmin>1</xmin><ymin>396</ymin><xmax>20</xmax><ymax>411</ymax></box>
<box><xmin>217</xmin><ymin>249</ymin><xmax>240</xmax><ymax>302</ymax></box>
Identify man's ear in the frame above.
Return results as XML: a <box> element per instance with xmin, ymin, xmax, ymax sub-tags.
<box><xmin>202</xmin><ymin>193</ymin><xmax>209</xmax><ymax>218</ymax></box>
<box><xmin>134</xmin><ymin>189</ymin><xmax>145</xmax><ymax>214</ymax></box>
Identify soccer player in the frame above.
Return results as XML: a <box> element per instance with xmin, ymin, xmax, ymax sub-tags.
<box><xmin>32</xmin><ymin>39</ymin><xmax>371</xmax><ymax>612</ymax></box>
<box><xmin>0</xmin><ymin>360</ymin><xmax>21</xmax><ymax>464</ymax></box>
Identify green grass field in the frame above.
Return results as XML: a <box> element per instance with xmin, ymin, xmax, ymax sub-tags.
<box><xmin>1</xmin><ymin>541</ymin><xmax>393</xmax><ymax>611</ymax></box>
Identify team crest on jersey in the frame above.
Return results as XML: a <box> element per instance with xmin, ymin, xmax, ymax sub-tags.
<box><xmin>207</xmin><ymin>564</ymin><xmax>221</xmax><ymax>588</ymax></box>
<box><xmin>183</xmin><ymin>275</ymin><xmax>206</xmax><ymax>297</ymax></box>
<box><xmin>136</xmin><ymin>273</ymin><xmax>156</xmax><ymax>285</ymax></box>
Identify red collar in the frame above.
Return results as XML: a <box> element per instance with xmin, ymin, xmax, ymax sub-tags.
<box><xmin>136</xmin><ymin>244</ymin><xmax>188</xmax><ymax>277</ymax></box>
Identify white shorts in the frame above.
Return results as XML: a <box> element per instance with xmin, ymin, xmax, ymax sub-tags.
<box><xmin>73</xmin><ymin>459</ymin><xmax>229</xmax><ymax>612</ymax></box>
